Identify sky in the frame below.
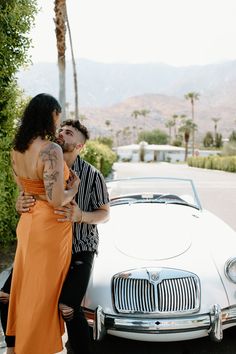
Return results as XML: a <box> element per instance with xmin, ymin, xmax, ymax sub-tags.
<box><xmin>29</xmin><ymin>0</ymin><xmax>236</xmax><ymax>67</ymax></box>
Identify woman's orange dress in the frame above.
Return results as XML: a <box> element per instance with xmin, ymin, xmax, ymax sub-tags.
<box><xmin>7</xmin><ymin>163</ymin><xmax>72</xmax><ymax>354</ymax></box>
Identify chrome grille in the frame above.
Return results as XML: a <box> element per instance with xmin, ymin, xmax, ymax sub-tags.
<box><xmin>113</xmin><ymin>269</ymin><xmax>200</xmax><ymax>314</ymax></box>
<box><xmin>157</xmin><ymin>277</ymin><xmax>197</xmax><ymax>312</ymax></box>
<box><xmin>114</xmin><ymin>277</ymin><xmax>156</xmax><ymax>312</ymax></box>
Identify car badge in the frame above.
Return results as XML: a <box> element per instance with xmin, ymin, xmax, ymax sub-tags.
<box><xmin>150</xmin><ymin>272</ymin><xmax>159</xmax><ymax>282</ymax></box>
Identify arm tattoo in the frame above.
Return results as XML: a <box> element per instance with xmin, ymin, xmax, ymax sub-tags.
<box><xmin>44</xmin><ymin>170</ymin><xmax>59</xmax><ymax>200</ymax></box>
<box><xmin>41</xmin><ymin>144</ymin><xmax>61</xmax><ymax>200</ymax></box>
<box><xmin>40</xmin><ymin>144</ymin><xmax>59</xmax><ymax>170</ymax></box>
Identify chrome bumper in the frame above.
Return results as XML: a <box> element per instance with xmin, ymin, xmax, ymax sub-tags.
<box><xmin>87</xmin><ymin>304</ymin><xmax>236</xmax><ymax>342</ymax></box>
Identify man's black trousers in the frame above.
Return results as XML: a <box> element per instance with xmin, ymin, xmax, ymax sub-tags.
<box><xmin>60</xmin><ymin>251</ymin><xmax>95</xmax><ymax>354</ymax></box>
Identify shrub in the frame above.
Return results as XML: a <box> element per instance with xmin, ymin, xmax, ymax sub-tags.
<box><xmin>96</xmin><ymin>136</ymin><xmax>113</xmax><ymax>148</ymax></box>
<box><xmin>0</xmin><ymin>144</ymin><xmax>19</xmax><ymax>244</ymax></box>
<box><xmin>80</xmin><ymin>140</ymin><xmax>117</xmax><ymax>177</ymax></box>
<box><xmin>187</xmin><ymin>155</ymin><xmax>236</xmax><ymax>173</ymax></box>
<box><xmin>0</xmin><ymin>87</ymin><xmax>27</xmax><ymax>244</ymax></box>
<box><xmin>205</xmin><ymin>156</ymin><xmax>215</xmax><ymax>169</ymax></box>
<box><xmin>203</xmin><ymin>132</ymin><xmax>214</xmax><ymax>147</ymax></box>
<box><xmin>0</xmin><ymin>1</ymin><xmax>37</xmax><ymax>244</ymax></box>
<box><xmin>137</xmin><ymin>129</ymin><xmax>168</xmax><ymax>144</ymax></box>
<box><xmin>172</xmin><ymin>139</ymin><xmax>182</xmax><ymax>147</ymax></box>
<box><xmin>229</xmin><ymin>131</ymin><xmax>236</xmax><ymax>143</ymax></box>
<box><xmin>222</xmin><ymin>142</ymin><xmax>236</xmax><ymax>156</ymax></box>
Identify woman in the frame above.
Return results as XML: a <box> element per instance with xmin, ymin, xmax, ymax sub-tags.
<box><xmin>6</xmin><ymin>93</ymin><xmax>79</xmax><ymax>354</ymax></box>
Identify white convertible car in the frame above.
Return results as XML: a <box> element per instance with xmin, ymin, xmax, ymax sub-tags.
<box><xmin>82</xmin><ymin>177</ymin><xmax>236</xmax><ymax>343</ymax></box>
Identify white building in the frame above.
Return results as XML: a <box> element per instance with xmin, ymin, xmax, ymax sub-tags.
<box><xmin>115</xmin><ymin>142</ymin><xmax>219</xmax><ymax>163</ymax></box>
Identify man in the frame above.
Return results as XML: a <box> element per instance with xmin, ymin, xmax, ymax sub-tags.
<box><xmin>0</xmin><ymin>119</ymin><xmax>110</xmax><ymax>354</ymax></box>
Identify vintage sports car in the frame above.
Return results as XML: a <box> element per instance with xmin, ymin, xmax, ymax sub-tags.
<box><xmin>82</xmin><ymin>177</ymin><xmax>236</xmax><ymax>343</ymax></box>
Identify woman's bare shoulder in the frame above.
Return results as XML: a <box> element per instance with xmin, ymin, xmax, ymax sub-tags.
<box><xmin>39</xmin><ymin>142</ymin><xmax>63</xmax><ymax>166</ymax></box>
<box><xmin>40</xmin><ymin>141</ymin><xmax>62</xmax><ymax>153</ymax></box>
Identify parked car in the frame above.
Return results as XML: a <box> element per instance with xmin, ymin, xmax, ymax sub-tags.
<box><xmin>82</xmin><ymin>177</ymin><xmax>236</xmax><ymax>343</ymax></box>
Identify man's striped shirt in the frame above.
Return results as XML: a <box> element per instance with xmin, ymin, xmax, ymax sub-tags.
<box><xmin>72</xmin><ymin>156</ymin><xmax>109</xmax><ymax>253</ymax></box>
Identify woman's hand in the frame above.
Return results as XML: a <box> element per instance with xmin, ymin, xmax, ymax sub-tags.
<box><xmin>67</xmin><ymin>170</ymin><xmax>80</xmax><ymax>197</ymax></box>
<box><xmin>54</xmin><ymin>200</ymin><xmax>83</xmax><ymax>223</ymax></box>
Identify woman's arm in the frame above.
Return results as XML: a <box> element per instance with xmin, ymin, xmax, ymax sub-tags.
<box><xmin>40</xmin><ymin>143</ymin><xmax>79</xmax><ymax>207</ymax></box>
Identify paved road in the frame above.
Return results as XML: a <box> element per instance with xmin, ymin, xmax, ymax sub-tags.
<box><xmin>1</xmin><ymin>162</ymin><xmax>236</xmax><ymax>354</ymax></box>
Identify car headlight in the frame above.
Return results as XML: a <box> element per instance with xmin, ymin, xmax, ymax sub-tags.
<box><xmin>225</xmin><ymin>257</ymin><xmax>236</xmax><ymax>283</ymax></box>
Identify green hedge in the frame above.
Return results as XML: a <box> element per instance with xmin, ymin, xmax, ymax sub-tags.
<box><xmin>0</xmin><ymin>146</ymin><xmax>19</xmax><ymax>244</ymax></box>
<box><xmin>187</xmin><ymin>155</ymin><xmax>236</xmax><ymax>172</ymax></box>
<box><xmin>0</xmin><ymin>86</ymin><xmax>26</xmax><ymax>245</ymax></box>
<box><xmin>0</xmin><ymin>1</ymin><xmax>38</xmax><ymax>245</ymax></box>
<box><xmin>80</xmin><ymin>140</ymin><xmax>117</xmax><ymax>177</ymax></box>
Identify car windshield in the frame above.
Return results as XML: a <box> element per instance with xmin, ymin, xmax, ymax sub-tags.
<box><xmin>107</xmin><ymin>177</ymin><xmax>202</xmax><ymax>210</ymax></box>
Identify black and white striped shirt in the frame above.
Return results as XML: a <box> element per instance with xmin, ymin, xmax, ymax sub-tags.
<box><xmin>72</xmin><ymin>156</ymin><xmax>110</xmax><ymax>253</ymax></box>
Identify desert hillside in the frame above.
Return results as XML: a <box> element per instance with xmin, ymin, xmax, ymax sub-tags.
<box><xmin>17</xmin><ymin>59</ymin><xmax>236</xmax><ymax>140</ymax></box>
<box><xmin>80</xmin><ymin>93</ymin><xmax>235</xmax><ymax>141</ymax></box>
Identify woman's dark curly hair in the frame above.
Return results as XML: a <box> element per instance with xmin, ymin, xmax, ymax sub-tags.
<box><xmin>13</xmin><ymin>93</ymin><xmax>62</xmax><ymax>152</ymax></box>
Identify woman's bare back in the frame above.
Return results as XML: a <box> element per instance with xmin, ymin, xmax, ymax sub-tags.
<box><xmin>12</xmin><ymin>138</ymin><xmax>56</xmax><ymax>200</ymax></box>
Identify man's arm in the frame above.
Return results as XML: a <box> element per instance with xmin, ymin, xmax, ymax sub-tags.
<box><xmin>54</xmin><ymin>200</ymin><xmax>110</xmax><ymax>224</ymax></box>
<box><xmin>15</xmin><ymin>191</ymin><xmax>36</xmax><ymax>213</ymax></box>
<box><xmin>16</xmin><ymin>192</ymin><xmax>109</xmax><ymax>224</ymax></box>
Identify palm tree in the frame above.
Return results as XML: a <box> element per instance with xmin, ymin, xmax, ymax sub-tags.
<box><xmin>54</xmin><ymin>0</ymin><xmax>66</xmax><ymax>121</ymax></box>
<box><xmin>140</xmin><ymin>109</ymin><xmax>150</xmax><ymax>130</ymax></box>
<box><xmin>131</xmin><ymin>110</ymin><xmax>141</xmax><ymax>120</ymax></box>
<box><xmin>212</xmin><ymin>117</ymin><xmax>221</xmax><ymax>145</ymax></box>
<box><xmin>132</xmin><ymin>125</ymin><xmax>137</xmax><ymax>142</ymax></box>
<box><xmin>115</xmin><ymin>130</ymin><xmax>122</xmax><ymax>146</ymax></box>
<box><xmin>122</xmin><ymin>126</ymin><xmax>131</xmax><ymax>144</ymax></box>
<box><xmin>131</xmin><ymin>109</ymin><xmax>150</xmax><ymax>130</ymax></box>
<box><xmin>79</xmin><ymin>114</ymin><xmax>87</xmax><ymax>122</ymax></box>
<box><xmin>105</xmin><ymin>120</ymin><xmax>111</xmax><ymax>128</ymax></box>
<box><xmin>184</xmin><ymin>92</ymin><xmax>200</xmax><ymax>155</ymax></box>
<box><xmin>179</xmin><ymin>119</ymin><xmax>197</xmax><ymax>161</ymax></box>
<box><xmin>131</xmin><ymin>110</ymin><xmax>141</xmax><ymax>134</ymax></box>
<box><xmin>165</xmin><ymin>119</ymin><xmax>175</xmax><ymax>144</ymax></box>
<box><xmin>65</xmin><ymin>3</ymin><xmax>79</xmax><ymax>119</ymax></box>
<box><xmin>179</xmin><ymin>114</ymin><xmax>187</xmax><ymax>122</ymax></box>
<box><xmin>172</xmin><ymin>114</ymin><xmax>178</xmax><ymax>139</ymax></box>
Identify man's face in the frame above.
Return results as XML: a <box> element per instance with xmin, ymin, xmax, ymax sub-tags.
<box><xmin>56</xmin><ymin>125</ymin><xmax>84</xmax><ymax>153</ymax></box>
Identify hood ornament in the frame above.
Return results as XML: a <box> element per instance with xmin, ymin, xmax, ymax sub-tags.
<box><xmin>147</xmin><ymin>269</ymin><xmax>160</xmax><ymax>282</ymax></box>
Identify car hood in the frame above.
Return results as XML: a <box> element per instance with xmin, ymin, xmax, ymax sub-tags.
<box><xmin>108</xmin><ymin>203</ymin><xmax>201</xmax><ymax>261</ymax></box>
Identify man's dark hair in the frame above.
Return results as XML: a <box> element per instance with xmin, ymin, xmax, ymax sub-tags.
<box><xmin>13</xmin><ymin>93</ymin><xmax>61</xmax><ymax>152</ymax></box>
<box><xmin>61</xmin><ymin>119</ymin><xmax>90</xmax><ymax>141</ymax></box>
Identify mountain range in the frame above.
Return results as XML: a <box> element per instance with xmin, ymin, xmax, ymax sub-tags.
<box><xmin>17</xmin><ymin>59</ymin><xmax>236</xmax><ymax>140</ymax></box>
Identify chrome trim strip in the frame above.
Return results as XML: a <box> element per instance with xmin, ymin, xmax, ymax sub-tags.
<box><xmin>108</xmin><ymin>314</ymin><xmax>210</xmax><ymax>333</ymax></box>
<box><xmin>86</xmin><ymin>304</ymin><xmax>236</xmax><ymax>341</ymax></box>
<box><xmin>210</xmin><ymin>304</ymin><xmax>223</xmax><ymax>342</ymax></box>
<box><xmin>93</xmin><ymin>306</ymin><xmax>106</xmax><ymax>341</ymax></box>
